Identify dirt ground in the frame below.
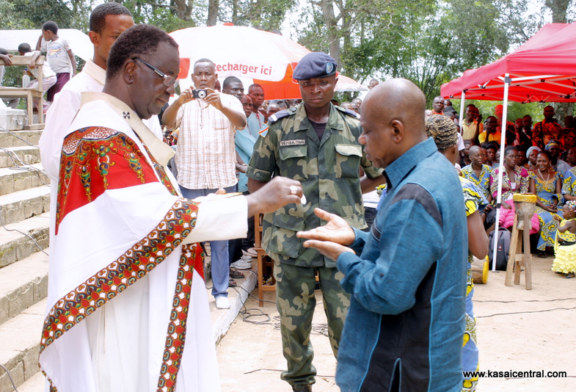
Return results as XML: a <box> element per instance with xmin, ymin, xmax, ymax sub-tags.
<box><xmin>217</xmin><ymin>255</ymin><xmax>576</xmax><ymax>391</ymax></box>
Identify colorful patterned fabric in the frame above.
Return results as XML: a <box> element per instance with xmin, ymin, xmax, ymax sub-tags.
<box><xmin>552</xmin><ymin>218</ymin><xmax>576</xmax><ymax>274</ymax></box>
<box><xmin>490</xmin><ymin>166</ymin><xmax>529</xmax><ymax>202</ymax></box>
<box><xmin>562</xmin><ymin>167</ymin><xmax>576</xmax><ymax>200</ymax></box>
<box><xmin>531</xmin><ymin>171</ymin><xmax>562</xmax><ymax>251</ymax></box>
<box><xmin>56</xmin><ymin>127</ymin><xmax>164</xmax><ymax>232</ymax></box>
<box><xmin>39</xmin><ymin>96</ymin><xmax>248</xmax><ymax>392</ymax></box>
<box><xmin>459</xmin><ymin>177</ymin><xmax>486</xmax><ymax>392</ymax></box>
<box><xmin>461</xmin><ymin>164</ymin><xmax>492</xmax><ymax>202</ymax></box>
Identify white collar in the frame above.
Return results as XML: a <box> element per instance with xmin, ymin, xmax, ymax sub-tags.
<box><xmin>80</xmin><ymin>92</ymin><xmax>175</xmax><ymax>167</ymax></box>
<box><xmin>83</xmin><ymin>59</ymin><xmax>106</xmax><ymax>86</ymax></box>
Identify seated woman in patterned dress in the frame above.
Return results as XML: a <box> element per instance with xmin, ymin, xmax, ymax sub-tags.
<box><xmin>563</xmin><ymin>162</ymin><xmax>576</xmax><ymax>203</ymax></box>
<box><xmin>489</xmin><ymin>146</ymin><xmax>530</xmax><ymax>208</ymax></box>
<box><xmin>529</xmin><ymin>150</ymin><xmax>563</xmax><ymax>257</ymax></box>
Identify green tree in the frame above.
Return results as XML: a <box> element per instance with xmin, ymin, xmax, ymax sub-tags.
<box><xmin>219</xmin><ymin>0</ymin><xmax>295</xmax><ymax>31</ymax></box>
<box><xmin>0</xmin><ymin>0</ymin><xmax>31</xmax><ymax>29</ymax></box>
<box><xmin>295</xmin><ymin>0</ymin><xmax>525</xmax><ymax>104</ymax></box>
<box><xmin>10</xmin><ymin>0</ymin><xmax>78</xmax><ymax>28</ymax></box>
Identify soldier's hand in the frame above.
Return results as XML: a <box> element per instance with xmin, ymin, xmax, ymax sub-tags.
<box><xmin>297</xmin><ymin>208</ymin><xmax>355</xmax><ymax>246</ymax></box>
<box><xmin>246</xmin><ymin>177</ymin><xmax>303</xmax><ymax>216</ymax></box>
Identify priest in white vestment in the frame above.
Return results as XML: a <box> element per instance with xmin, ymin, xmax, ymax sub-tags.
<box><xmin>38</xmin><ymin>24</ymin><xmax>304</xmax><ymax>392</ymax></box>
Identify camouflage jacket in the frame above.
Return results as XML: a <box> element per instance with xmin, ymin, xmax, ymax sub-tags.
<box><xmin>247</xmin><ymin>103</ymin><xmax>382</xmax><ymax>268</ymax></box>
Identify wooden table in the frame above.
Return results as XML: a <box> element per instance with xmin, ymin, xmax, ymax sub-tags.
<box><xmin>0</xmin><ymin>55</ymin><xmax>45</xmax><ymax>129</ymax></box>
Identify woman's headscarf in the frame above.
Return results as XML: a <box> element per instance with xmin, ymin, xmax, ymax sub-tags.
<box><xmin>545</xmin><ymin>141</ymin><xmax>560</xmax><ymax>151</ymax></box>
<box><xmin>526</xmin><ymin>146</ymin><xmax>541</xmax><ymax>158</ymax></box>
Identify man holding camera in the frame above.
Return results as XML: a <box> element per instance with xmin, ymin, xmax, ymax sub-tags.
<box><xmin>163</xmin><ymin>58</ymin><xmax>246</xmax><ymax>309</ymax></box>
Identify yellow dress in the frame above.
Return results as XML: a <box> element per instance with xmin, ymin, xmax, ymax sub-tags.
<box><xmin>551</xmin><ymin>218</ymin><xmax>576</xmax><ymax>274</ymax></box>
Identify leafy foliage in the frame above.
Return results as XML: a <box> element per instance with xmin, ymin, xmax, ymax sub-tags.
<box><xmin>10</xmin><ymin>0</ymin><xmax>78</xmax><ymax>28</ymax></box>
<box><xmin>219</xmin><ymin>0</ymin><xmax>296</xmax><ymax>31</ymax></box>
<box><xmin>295</xmin><ymin>0</ymin><xmax>521</xmax><ymax>104</ymax></box>
<box><xmin>1</xmin><ymin>0</ymin><xmax>573</xmax><ymax>109</ymax></box>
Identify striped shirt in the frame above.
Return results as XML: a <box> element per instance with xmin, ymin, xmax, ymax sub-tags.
<box><xmin>175</xmin><ymin>93</ymin><xmax>244</xmax><ymax>189</ymax></box>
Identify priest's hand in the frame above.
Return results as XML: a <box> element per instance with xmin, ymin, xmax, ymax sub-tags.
<box><xmin>246</xmin><ymin>176</ymin><xmax>303</xmax><ymax>216</ymax></box>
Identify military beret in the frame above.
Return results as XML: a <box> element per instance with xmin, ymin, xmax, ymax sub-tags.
<box><xmin>293</xmin><ymin>52</ymin><xmax>337</xmax><ymax>80</ymax></box>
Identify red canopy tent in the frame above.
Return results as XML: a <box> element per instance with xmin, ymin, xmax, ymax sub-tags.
<box><xmin>441</xmin><ymin>23</ymin><xmax>576</xmax><ymax>103</ymax></box>
<box><xmin>440</xmin><ymin>23</ymin><xmax>576</xmax><ymax>272</ymax></box>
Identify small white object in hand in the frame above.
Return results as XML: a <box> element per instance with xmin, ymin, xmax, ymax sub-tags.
<box><xmin>289</xmin><ymin>185</ymin><xmax>306</xmax><ymax>204</ymax></box>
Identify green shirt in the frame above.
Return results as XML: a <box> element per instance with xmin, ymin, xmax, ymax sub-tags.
<box><xmin>247</xmin><ymin>103</ymin><xmax>382</xmax><ymax>267</ymax></box>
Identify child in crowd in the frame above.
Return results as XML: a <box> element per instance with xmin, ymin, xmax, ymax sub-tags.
<box><xmin>18</xmin><ymin>43</ymin><xmax>57</xmax><ymax>113</ymax></box>
<box><xmin>37</xmin><ymin>21</ymin><xmax>75</xmax><ymax>105</ymax></box>
<box><xmin>552</xmin><ymin>201</ymin><xmax>576</xmax><ymax>278</ymax></box>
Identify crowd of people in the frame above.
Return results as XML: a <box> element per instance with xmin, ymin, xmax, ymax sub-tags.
<box><xmin>2</xmin><ymin>4</ymin><xmax>575</xmax><ymax>392</ymax></box>
<box><xmin>427</xmin><ymin>98</ymin><xmax>576</xmax><ymax>269</ymax></box>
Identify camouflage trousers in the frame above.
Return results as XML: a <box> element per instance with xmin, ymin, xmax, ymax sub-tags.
<box><xmin>273</xmin><ymin>259</ymin><xmax>350</xmax><ymax>387</ymax></box>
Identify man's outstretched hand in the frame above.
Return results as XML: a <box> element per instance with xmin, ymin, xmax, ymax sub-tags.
<box><xmin>296</xmin><ymin>208</ymin><xmax>356</xmax><ymax>261</ymax></box>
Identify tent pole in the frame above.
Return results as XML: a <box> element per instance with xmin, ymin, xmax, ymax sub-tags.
<box><xmin>459</xmin><ymin>91</ymin><xmax>466</xmax><ymax>133</ymax></box>
<box><xmin>491</xmin><ymin>73</ymin><xmax>511</xmax><ymax>271</ymax></box>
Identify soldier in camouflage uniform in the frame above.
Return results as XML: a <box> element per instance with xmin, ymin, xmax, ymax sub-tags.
<box><xmin>247</xmin><ymin>52</ymin><xmax>384</xmax><ymax>392</ymax></box>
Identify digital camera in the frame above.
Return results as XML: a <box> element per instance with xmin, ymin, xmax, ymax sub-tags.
<box><xmin>192</xmin><ymin>89</ymin><xmax>208</xmax><ymax>99</ymax></box>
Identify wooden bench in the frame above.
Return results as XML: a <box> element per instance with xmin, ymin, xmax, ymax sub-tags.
<box><xmin>0</xmin><ymin>55</ymin><xmax>45</xmax><ymax>130</ymax></box>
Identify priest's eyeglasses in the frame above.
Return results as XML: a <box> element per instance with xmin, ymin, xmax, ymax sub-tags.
<box><xmin>132</xmin><ymin>57</ymin><xmax>176</xmax><ymax>86</ymax></box>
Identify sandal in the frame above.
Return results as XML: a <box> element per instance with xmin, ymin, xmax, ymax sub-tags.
<box><xmin>229</xmin><ymin>268</ymin><xmax>244</xmax><ymax>279</ymax></box>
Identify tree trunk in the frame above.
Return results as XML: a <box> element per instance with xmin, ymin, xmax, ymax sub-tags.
<box><xmin>545</xmin><ymin>0</ymin><xmax>571</xmax><ymax>23</ymax></box>
<box><xmin>231</xmin><ymin>0</ymin><xmax>239</xmax><ymax>24</ymax></box>
<box><xmin>320</xmin><ymin>0</ymin><xmax>341</xmax><ymax>67</ymax></box>
<box><xmin>174</xmin><ymin>0</ymin><xmax>194</xmax><ymax>20</ymax></box>
<box><xmin>207</xmin><ymin>0</ymin><xmax>219</xmax><ymax>26</ymax></box>
<box><xmin>544</xmin><ymin>0</ymin><xmax>574</xmax><ymax>121</ymax></box>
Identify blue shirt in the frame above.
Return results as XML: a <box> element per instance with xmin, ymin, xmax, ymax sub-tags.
<box><xmin>234</xmin><ymin>127</ymin><xmax>257</xmax><ymax>192</ymax></box>
<box><xmin>335</xmin><ymin>138</ymin><xmax>467</xmax><ymax>392</ymax></box>
<box><xmin>247</xmin><ymin>111</ymin><xmax>265</xmax><ymax>139</ymax></box>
